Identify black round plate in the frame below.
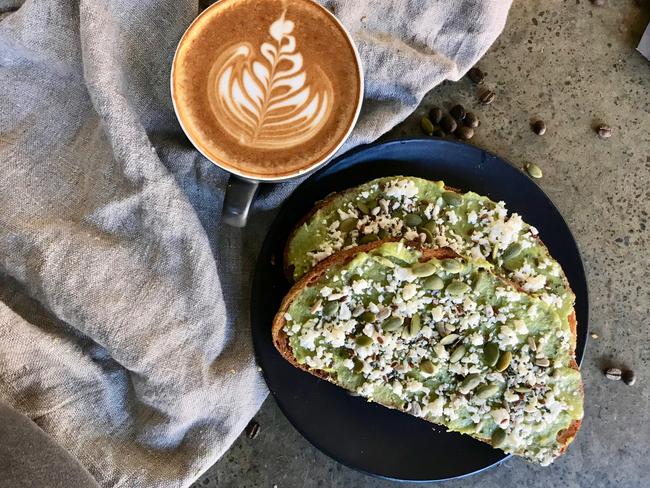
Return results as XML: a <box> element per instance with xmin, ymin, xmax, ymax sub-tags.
<box><xmin>251</xmin><ymin>138</ymin><xmax>588</xmax><ymax>482</ymax></box>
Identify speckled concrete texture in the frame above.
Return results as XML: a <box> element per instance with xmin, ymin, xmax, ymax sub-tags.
<box><xmin>193</xmin><ymin>1</ymin><xmax>650</xmax><ymax>487</ymax></box>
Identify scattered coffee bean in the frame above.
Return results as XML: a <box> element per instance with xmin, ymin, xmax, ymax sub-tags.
<box><xmin>596</xmin><ymin>124</ymin><xmax>612</xmax><ymax>139</ymax></box>
<box><xmin>591</xmin><ymin>332</ymin><xmax>599</xmax><ymax>339</ymax></box>
<box><xmin>245</xmin><ymin>420</ymin><xmax>261</xmax><ymax>439</ymax></box>
<box><xmin>429</xmin><ymin>106</ymin><xmax>444</xmax><ymax>124</ymax></box>
<box><xmin>420</xmin><ymin>116</ymin><xmax>434</xmax><ymax>136</ymax></box>
<box><xmin>467</xmin><ymin>66</ymin><xmax>485</xmax><ymax>84</ymax></box>
<box><xmin>440</xmin><ymin>114</ymin><xmax>457</xmax><ymax>133</ymax></box>
<box><xmin>478</xmin><ymin>89</ymin><xmax>495</xmax><ymax>105</ymax></box>
<box><xmin>532</xmin><ymin>120</ymin><xmax>547</xmax><ymax>135</ymax></box>
<box><xmin>591</xmin><ymin>0</ymin><xmax>606</xmax><ymax>5</ymax></box>
<box><xmin>455</xmin><ymin>126</ymin><xmax>474</xmax><ymax>140</ymax></box>
<box><xmin>450</xmin><ymin>104</ymin><xmax>466</xmax><ymax>121</ymax></box>
<box><xmin>525</xmin><ymin>162</ymin><xmax>543</xmax><ymax>179</ymax></box>
<box><xmin>622</xmin><ymin>370</ymin><xmax>636</xmax><ymax>386</ymax></box>
<box><xmin>604</xmin><ymin>367</ymin><xmax>622</xmax><ymax>381</ymax></box>
<box><xmin>464</xmin><ymin>112</ymin><xmax>480</xmax><ymax>128</ymax></box>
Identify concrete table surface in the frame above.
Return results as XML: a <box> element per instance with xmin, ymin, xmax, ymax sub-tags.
<box><xmin>194</xmin><ymin>1</ymin><xmax>650</xmax><ymax>487</ymax></box>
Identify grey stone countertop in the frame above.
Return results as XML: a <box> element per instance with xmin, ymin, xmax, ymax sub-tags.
<box><xmin>194</xmin><ymin>1</ymin><xmax>650</xmax><ymax>487</ymax></box>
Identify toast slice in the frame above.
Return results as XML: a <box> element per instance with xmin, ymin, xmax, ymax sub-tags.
<box><xmin>283</xmin><ymin>176</ymin><xmax>575</xmax><ymax>344</ymax></box>
<box><xmin>273</xmin><ymin>241</ymin><xmax>583</xmax><ymax>466</ymax></box>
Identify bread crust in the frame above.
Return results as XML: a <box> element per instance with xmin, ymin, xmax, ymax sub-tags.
<box><xmin>272</xmin><ymin>240</ymin><xmax>583</xmax><ymax>461</ymax></box>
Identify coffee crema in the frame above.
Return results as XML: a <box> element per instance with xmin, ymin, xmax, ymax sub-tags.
<box><xmin>172</xmin><ymin>0</ymin><xmax>362</xmax><ymax>180</ymax></box>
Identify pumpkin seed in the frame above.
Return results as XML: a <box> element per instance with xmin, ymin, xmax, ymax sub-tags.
<box><xmin>323</xmin><ymin>301</ymin><xmax>339</xmax><ymax>316</ymax></box>
<box><xmin>491</xmin><ymin>428</ymin><xmax>506</xmax><ymax>447</ymax></box>
<box><xmin>339</xmin><ymin>217</ymin><xmax>358</xmax><ymax>233</ymax></box>
<box><xmin>357</xmin><ymin>201</ymin><xmax>370</xmax><ymax>214</ymax></box>
<box><xmin>408</xmin><ymin>314</ymin><xmax>422</xmax><ymax>337</ymax></box>
<box><xmin>525</xmin><ymin>162</ymin><xmax>543</xmax><ymax>179</ymax></box>
<box><xmin>450</xmin><ymin>344</ymin><xmax>466</xmax><ymax>363</ymax></box>
<box><xmin>423</xmin><ymin>220</ymin><xmax>437</xmax><ymax>233</ymax></box>
<box><xmin>420</xmin><ymin>359</ymin><xmax>436</xmax><ymax>375</ymax></box>
<box><xmin>378</xmin><ymin>228</ymin><xmax>389</xmax><ymax>239</ymax></box>
<box><xmin>495</xmin><ymin>350</ymin><xmax>512</xmax><ymax>372</ymax></box>
<box><xmin>404</xmin><ymin>213</ymin><xmax>423</xmax><ymax>227</ymax></box>
<box><xmin>473</xmin><ymin>271</ymin><xmax>490</xmax><ymax>293</ymax></box>
<box><xmin>382</xmin><ymin>316</ymin><xmax>404</xmax><ymax>332</ymax></box>
<box><xmin>359</xmin><ymin>233</ymin><xmax>379</xmax><ymax>244</ymax></box>
<box><xmin>502</xmin><ymin>242</ymin><xmax>522</xmax><ymax>261</ymax></box>
<box><xmin>355</xmin><ymin>335</ymin><xmax>373</xmax><ymax>347</ymax></box>
<box><xmin>441</xmin><ymin>259</ymin><xmax>463</xmax><ymax>273</ymax></box>
<box><xmin>459</xmin><ymin>374</ymin><xmax>481</xmax><ymax>394</ymax></box>
<box><xmin>446</xmin><ymin>280</ymin><xmax>471</xmax><ymax>296</ymax></box>
<box><xmin>417</xmin><ymin>226</ymin><xmax>434</xmax><ymax>244</ymax></box>
<box><xmin>360</xmin><ymin>311</ymin><xmax>376</xmax><ymax>323</ymax></box>
<box><xmin>442</xmin><ymin>191</ymin><xmax>463</xmax><ymax>207</ymax></box>
<box><xmin>411</xmin><ymin>262</ymin><xmax>436</xmax><ymax>277</ymax></box>
<box><xmin>483</xmin><ymin>342</ymin><xmax>500</xmax><ymax>367</ymax></box>
<box><xmin>353</xmin><ymin>358</ymin><xmax>364</xmax><ymax>373</ymax></box>
<box><xmin>476</xmin><ymin>383</ymin><xmax>500</xmax><ymax>399</ymax></box>
<box><xmin>514</xmin><ymin>386</ymin><xmax>531</xmax><ymax>394</ymax></box>
<box><xmin>373</xmin><ymin>256</ymin><xmax>395</xmax><ymax>268</ymax></box>
<box><xmin>439</xmin><ymin>333</ymin><xmax>459</xmax><ymax>346</ymax></box>
<box><xmin>423</xmin><ymin>275</ymin><xmax>444</xmax><ymax>290</ymax></box>
<box><xmin>420</xmin><ymin>116</ymin><xmax>435</xmax><ymax>136</ymax></box>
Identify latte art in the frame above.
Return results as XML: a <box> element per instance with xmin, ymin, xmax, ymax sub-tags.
<box><xmin>208</xmin><ymin>13</ymin><xmax>333</xmax><ymax>149</ymax></box>
<box><xmin>172</xmin><ymin>0</ymin><xmax>362</xmax><ymax>179</ymax></box>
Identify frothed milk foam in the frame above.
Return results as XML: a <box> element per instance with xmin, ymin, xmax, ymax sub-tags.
<box><xmin>172</xmin><ymin>0</ymin><xmax>362</xmax><ymax>180</ymax></box>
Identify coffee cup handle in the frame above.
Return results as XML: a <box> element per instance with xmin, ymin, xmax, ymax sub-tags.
<box><xmin>222</xmin><ymin>175</ymin><xmax>259</xmax><ymax>227</ymax></box>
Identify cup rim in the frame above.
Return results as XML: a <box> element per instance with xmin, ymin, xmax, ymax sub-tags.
<box><xmin>170</xmin><ymin>0</ymin><xmax>365</xmax><ymax>183</ymax></box>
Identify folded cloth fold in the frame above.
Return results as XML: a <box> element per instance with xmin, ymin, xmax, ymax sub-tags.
<box><xmin>0</xmin><ymin>0</ymin><xmax>511</xmax><ymax>486</ymax></box>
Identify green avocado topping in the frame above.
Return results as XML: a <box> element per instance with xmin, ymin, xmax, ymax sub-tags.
<box><xmin>286</xmin><ymin>176</ymin><xmax>575</xmax><ymax>334</ymax></box>
<box><xmin>282</xmin><ymin>242</ymin><xmax>583</xmax><ymax>466</ymax></box>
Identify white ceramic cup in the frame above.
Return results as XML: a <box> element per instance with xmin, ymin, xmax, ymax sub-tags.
<box><xmin>170</xmin><ymin>0</ymin><xmax>364</xmax><ymax>227</ymax></box>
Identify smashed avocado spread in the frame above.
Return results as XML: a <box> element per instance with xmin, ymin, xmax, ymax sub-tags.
<box><xmin>282</xmin><ymin>242</ymin><xmax>583</xmax><ymax>465</ymax></box>
<box><xmin>286</xmin><ymin>176</ymin><xmax>575</xmax><ymax>331</ymax></box>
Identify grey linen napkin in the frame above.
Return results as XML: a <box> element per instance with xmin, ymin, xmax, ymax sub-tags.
<box><xmin>0</xmin><ymin>0</ymin><xmax>511</xmax><ymax>486</ymax></box>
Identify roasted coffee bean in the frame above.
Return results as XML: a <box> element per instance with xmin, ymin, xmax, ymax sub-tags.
<box><xmin>450</xmin><ymin>104</ymin><xmax>466</xmax><ymax>121</ymax></box>
<box><xmin>464</xmin><ymin>112</ymin><xmax>480</xmax><ymax>128</ymax></box>
<box><xmin>622</xmin><ymin>370</ymin><xmax>636</xmax><ymax>386</ymax></box>
<box><xmin>245</xmin><ymin>420</ymin><xmax>261</xmax><ymax>439</ymax></box>
<box><xmin>440</xmin><ymin>114</ymin><xmax>457</xmax><ymax>133</ymax></box>
<box><xmin>455</xmin><ymin>126</ymin><xmax>474</xmax><ymax>140</ymax></box>
<box><xmin>429</xmin><ymin>106</ymin><xmax>444</xmax><ymax>124</ymax></box>
<box><xmin>597</xmin><ymin>124</ymin><xmax>612</xmax><ymax>139</ymax></box>
<box><xmin>478</xmin><ymin>89</ymin><xmax>495</xmax><ymax>105</ymax></box>
<box><xmin>604</xmin><ymin>367</ymin><xmax>622</xmax><ymax>381</ymax></box>
<box><xmin>532</xmin><ymin>120</ymin><xmax>547</xmax><ymax>135</ymax></box>
<box><xmin>467</xmin><ymin>66</ymin><xmax>485</xmax><ymax>84</ymax></box>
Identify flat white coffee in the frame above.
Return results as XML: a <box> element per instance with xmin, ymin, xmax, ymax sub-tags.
<box><xmin>172</xmin><ymin>0</ymin><xmax>362</xmax><ymax>180</ymax></box>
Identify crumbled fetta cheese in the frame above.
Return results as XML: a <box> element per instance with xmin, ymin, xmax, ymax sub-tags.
<box><xmin>384</xmin><ymin>179</ymin><xmax>419</xmax><ymax>199</ymax></box>
<box><xmin>487</xmin><ymin>213</ymin><xmax>524</xmax><ymax>249</ymax></box>
<box><xmin>523</xmin><ymin>275</ymin><xmax>547</xmax><ymax>292</ymax></box>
